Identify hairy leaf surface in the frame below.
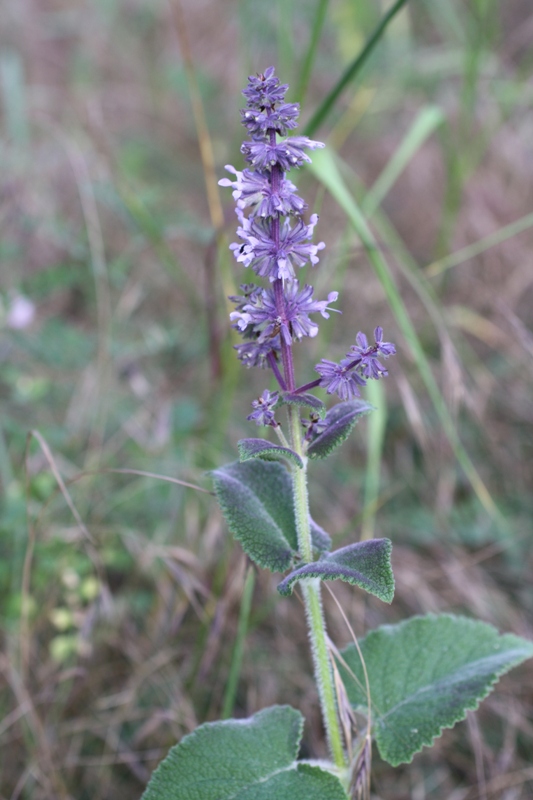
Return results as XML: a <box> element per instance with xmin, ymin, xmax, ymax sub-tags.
<box><xmin>277</xmin><ymin>539</ymin><xmax>393</xmax><ymax>602</ymax></box>
<box><xmin>238</xmin><ymin>438</ymin><xmax>303</xmax><ymax>469</ymax></box>
<box><xmin>280</xmin><ymin>392</ymin><xmax>327</xmax><ymax>417</ymax></box>
<box><xmin>307</xmin><ymin>400</ymin><xmax>374</xmax><ymax>459</ymax></box>
<box><xmin>212</xmin><ymin>461</ymin><xmax>331</xmax><ymax>572</ymax></box>
<box><xmin>141</xmin><ymin>705</ymin><xmax>348</xmax><ymax>800</ymax></box>
<box><xmin>339</xmin><ymin>614</ymin><xmax>533</xmax><ymax>766</ymax></box>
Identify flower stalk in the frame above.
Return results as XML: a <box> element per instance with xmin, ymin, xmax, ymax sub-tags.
<box><xmin>219</xmin><ymin>66</ymin><xmax>395</xmax><ymax>773</ymax></box>
<box><xmin>288</xmin><ymin>402</ymin><xmax>347</xmax><ymax>769</ymax></box>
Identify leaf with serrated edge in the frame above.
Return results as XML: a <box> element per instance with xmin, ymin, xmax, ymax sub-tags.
<box><xmin>280</xmin><ymin>392</ymin><xmax>327</xmax><ymax>418</ymax></box>
<box><xmin>339</xmin><ymin>614</ymin><xmax>533</xmax><ymax>766</ymax></box>
<box><xmin>238</xmin><ymin>438</ymin><xmax>303</xmax><ymax>469</ymax></box>
<box><xmin>212</xmin><ymin>461</ymin><xmax>296</xmax><ymax>572</ymax></box>
<box><xmin>277</xmin><ymin>539</ymin><xmax>393</xmax><ymax>602</ymax></box>
<box><xmin>307</xmin><ymin>400</ymin><xmax>374</xmax><ymax>460</ymax></box>
<box><xmin>141</xmin><ymin>705</ymin><xmax>348</xmax><ymax>800</ymax></box>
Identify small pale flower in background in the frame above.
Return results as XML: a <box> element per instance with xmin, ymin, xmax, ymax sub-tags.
<box><xmin>6</xmin><ymin>294</ymin><xmax>36</xmax><ymax>330</ymax></box>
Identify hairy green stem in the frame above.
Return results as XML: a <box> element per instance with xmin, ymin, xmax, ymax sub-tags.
<box><xmin>287</xmin><ymin>405</ymin><xmax>347</xmax><ymax>771</ymax></box>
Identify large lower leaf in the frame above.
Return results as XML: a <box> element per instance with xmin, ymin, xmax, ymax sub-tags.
<box><xmin>307</xmin><ymin>400</ymin><xmax>374</xmax><ymax>460</ymax></box>
<box><xmin>212</xmin><ymin>460</ymin><xmax>331</xmax><ymax>572</ymax></box>
<box><xmin>141</xmin><ymin>705</ymin><xmax>348</xmax><ymax>800</ymax></box>
<box><xmin>339</xmin><ymin>614</ymin><xmax>533</xmax><ymax>766</ymax></box>
<box><xmin>277</xmin><ymin>539</ymin><xmax>394</xmax><ymax>603</ymax></box>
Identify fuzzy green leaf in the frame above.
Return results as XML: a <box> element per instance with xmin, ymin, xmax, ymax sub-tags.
<box><xmin>238</xmin><ymin>438</ymin><xmax>304</xmax><ymax>469</ymax></box>
<box><xmin>339</xmin><ymin>614</ymin><xmax>533</xmax><ymax>766</ymax></box>
<box><xmin>141</xmin><ymin>705</ymin><xmax>348</xmax><ymax>800</ymax></box>
<box><xmin>212</xmin><ymin>461</ymin><xmax>331</xmax><ymax>572</ymax></box>
<box><xmin>280</xmin><ymin>392</ymin><xmax>327</xmax><ymax>418</ymax></box>
<box><xmin>307</xmin><ymin>400</ymin><xmax>374</xmax><ymax>459</ymax></box>
<box><xmin>212</xmin><ymin>461</ymin><xmax>296</xmax><ymax>571</ymax></box>
<box><xmin>277</xmin><ymin>539</ymin><xmax>394</xmax><ymax>602</ymax></box>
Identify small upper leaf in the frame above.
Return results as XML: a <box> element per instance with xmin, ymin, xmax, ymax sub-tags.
<box><xmin>280</xmin><ymin>392</ymin><xmax>327</xmax><ymax>418</ymax></box>
<box><xmin>212</xmin><ymin>461</ymin><xmax>297</xmax><ymax>572</ymax></box>
<box><xmin>339</xmin><ymin>614</ymin><xmax>533</xmax><ymax>766</ymax></box>
<box><xmin>310</xmin><ymin>518</ymin><xmax>332</xmax><ymax>553</ymax></box>
<box><xmin>277</xmin><ymin>539</ymin><xmax>394</xmax><ymax>602</ymax></box>
<box><xmin>141</xmin><ymin>705</ymin><xmax>348</xmax><ymax>800</ymax></box>
<box><xmin>307</xmin><ymin>400</ymin><xmax>374</xmax><ymax>460</ymax></box>
<box><xmin>238</xmin><ymin>438</ymin><xmax>304</xmax><ymax>469</ymax></box>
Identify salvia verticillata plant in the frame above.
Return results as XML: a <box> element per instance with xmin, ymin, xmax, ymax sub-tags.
<box><xmin>141</xmin><ymin>69</ymin><xmax>533</xmax><ymax>800</ymax></box>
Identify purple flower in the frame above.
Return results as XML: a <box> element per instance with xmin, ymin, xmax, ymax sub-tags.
<box><xmin>241</xmin><ymin>67</ymin><xmax>288</xmax><ymax>109</ymax></box>
<box><xmin>230</xmin><ymin>282</ymin><xmax>339</xmax><ymax>345</ymax></box>
<box><xmin>241</xmin><ymin>136</ymin><xmax>325</xmax><ymax>172</ymax></box>
<box><xmin>235</xmin><ymin>338</ymin><xmax>280</xmax><ymax>368</ymax></box>
<box><xmin>348</xmin><ymin>326</ymin><xmax>396</xmax><ymax>379</ymax></box>
<box><xmin>247</xmin><ymin>389</ymin><xmax>280</xmax><ymax>426</ymax></box>
<box><xmin>229</xmin><ymin>213</ymin><xmax>325</xmax><ymax>282</ymax></box>
<box><xmin>284</xmin><ymin>283</ymin><xmax>339</xmax><ymax>341</ymax></box>
<box><xmin>315</xmin><ymin>358</ymin><xmax>367</xmax><ymax>401</ymax></box>
<box><xmin>302</xmin><ymin>412</ymin><xmax>328</xmax><ymax>440</ymax></box>
<box><xmin>240</xmin><ymin>103</ymin><xmax>300</xmax><ymax>138</ymax></box>
<box><xmin>374</xmin><ymin>326</ymin><xmax>396</xmax><ymax>356</ymax></box>
<box><xmin>219</xmin><ymin>166</ymin><xmax>306</xmax><ymax>217</ymax></box>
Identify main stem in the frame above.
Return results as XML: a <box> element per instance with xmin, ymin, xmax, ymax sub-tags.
<box><xmin>288</xmin><ymin>405</ymin><xmax>347</xmax><ymax>771</ymax></box>
<box><xmin>268</xmin><ymin>125</ymin><xmax>346</xmax><ymax>771</ymax></box>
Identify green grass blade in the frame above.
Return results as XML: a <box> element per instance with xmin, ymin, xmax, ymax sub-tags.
<box><xmin>363</xmin><ymin>106</ymin><xmax>445</xmax><ymax>218</ymax></box>
<box><xmin>222</xmin><ymin>565</ymin><xmax>255</xmax><ymax>719</ymax></box>
<box><xmin>425</xmin><ymin>211</ymin><xmax>533</xmax><ymax>278</ymax></box>
<box><xmin>277</xmin><ymin>0</ymin><xmax>294</xmax><ymax>88</ymax></box>
<box><xmin>294</xmin><ymin>0</ymin><xmax>329</xmax><ymax>106</ymax></box>
<box><xmin>308</xmin><ymin>147</ymin><xmax>508</xmax><ymax>532</ymax></box>
<box><xmin>0</xmin><ymin>49</ymin><xmax>29</xmax><ymax>144</ymax></box>
<box><xmin>304</xmin><ymin>0</ymin><xmax>410</xmax><ymax>137</ymax></box>
<box><xmin>361</xmin><ymin>379</ymin><xmax>386</xmax><ymax>541</ymax></box>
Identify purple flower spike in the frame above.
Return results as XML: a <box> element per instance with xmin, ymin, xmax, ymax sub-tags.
<box><xmin>221</xmin><ymin>68</ymin><xmax>395</xmax><ymax>420</ymax></box>
<box><xmin>247</xmin><ymin>389</ymin><xmax>280</xmax><ymax>426</ymax></box>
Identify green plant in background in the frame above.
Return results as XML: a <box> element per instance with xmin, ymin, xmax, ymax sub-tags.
<box><xmin>140</xmin><ymin>68</ymin><xmax>533</xmax><ymax>800</ymax></box>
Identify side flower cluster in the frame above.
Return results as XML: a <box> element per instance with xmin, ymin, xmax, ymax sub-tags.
<box><xmin>315</xmin><ymin>326</ymin><xmax>396</xmax><ymax>401</ymax></box>
<box><xmin>219</xmin><ymin>68</ymin><xmax>395</xmax><ymax>426</ymax></box>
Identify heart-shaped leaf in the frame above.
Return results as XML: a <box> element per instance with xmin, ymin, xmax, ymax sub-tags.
<box><xmin>339</xmin><ymin>614</ymin><xmax>533</xmax><ymax>766</ymax></box>
<box><xmin>277</xmin><ymin>539</ymin><xmax>394</xmax><ymax>602</ymax></box>
<box><xmin>307</xmin><ymin>400</ymin><xmax>374</xmax><ymax>460</ymax></box>
<box><xmin>141</xmin><ymin>705</ymin><xmax>348</xmax><ymax>800</ymax></box>
<box><xmin>238</xmin><ymin>438</ymin><xmax>303</xmax><ymax>469</ymax></box>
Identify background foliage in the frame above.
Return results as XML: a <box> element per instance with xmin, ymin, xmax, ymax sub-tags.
<box><xmin>1</xmin><ymin>0</ymin><xmax>533</xmax><ymax>797</ymax></box>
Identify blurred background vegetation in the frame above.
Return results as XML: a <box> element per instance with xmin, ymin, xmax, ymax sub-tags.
<box><xmin>1</xmin><ymin>0</ymin><xmax>533</xmax><ymax>797</ymax></box>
